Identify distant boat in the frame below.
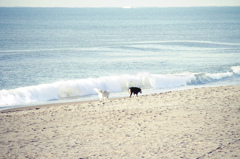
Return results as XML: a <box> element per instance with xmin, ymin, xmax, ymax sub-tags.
<box><xmin>122</xmin><ymin>6</ymin><xmax>132</xmax><ymax>9</ymax></box>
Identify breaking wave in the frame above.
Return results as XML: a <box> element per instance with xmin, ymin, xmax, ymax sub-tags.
<box><xmin>0</xmin><ymin>66</ymin><xmax>239</xmax><ymax>107</ymax></box>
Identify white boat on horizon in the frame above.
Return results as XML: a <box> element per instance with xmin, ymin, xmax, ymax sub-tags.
<box><xmin>122</xmin><ymin>6</ymin><xmax>132</xmax><ymax>9</ymax></box>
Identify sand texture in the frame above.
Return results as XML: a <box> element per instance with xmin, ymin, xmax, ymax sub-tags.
<box><xmin>0</xmin><ymin>85</ymin><xmax>240</xmax><ymax>158</ymax></box>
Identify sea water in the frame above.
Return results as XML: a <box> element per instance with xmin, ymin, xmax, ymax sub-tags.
<box><xmin>0</xmin><ymin>7</ymin><xmax>240</xmax><ymax>110</ymax></box>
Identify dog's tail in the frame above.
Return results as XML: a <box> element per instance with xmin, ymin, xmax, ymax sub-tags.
<box><xmin>93</xmin><ymin>88</ymin><xmax>101</xmax><ymax>94</ymax></box>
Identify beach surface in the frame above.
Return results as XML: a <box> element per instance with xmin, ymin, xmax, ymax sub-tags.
<box><xmin>0</xmin><ymin>85</ymin><xmax>240</xmax><ymax>158</ymax></box>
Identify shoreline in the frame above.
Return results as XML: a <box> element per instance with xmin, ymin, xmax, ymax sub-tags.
<box><xmin>0</xmin><ymin>85</ymin><xmax>236</xmax><ymax>114</ymax></box>
<box><xmin>1</xmin><ymin>85</ymin><xmax>240</xmax><ymax>158</ymax></box>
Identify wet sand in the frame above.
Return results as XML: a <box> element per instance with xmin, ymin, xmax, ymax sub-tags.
<box><xmin>0</xmin><ymin>85</ymin><xmax>240</xmax><ymax>158</ymax></box>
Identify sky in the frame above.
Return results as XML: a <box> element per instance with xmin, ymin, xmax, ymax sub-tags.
<box><xmin>0</xmin><ymin>0</ymin><xmax>240</xmax><ymax>8</ymax></box>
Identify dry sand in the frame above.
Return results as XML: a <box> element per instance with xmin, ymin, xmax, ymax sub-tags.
<box><xmin>0</xmin><ymin>85</ymin><xmax>240</xmax><ymax>158</ymax></box>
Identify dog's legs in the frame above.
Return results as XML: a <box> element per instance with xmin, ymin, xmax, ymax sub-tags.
<box><xmin>129</xmin><ymin>89</ymin><xmax>132</xmax><ymax>98</ymax></box>
<box><xmin>129</xmin><ymin>92</ymin><xmax>133</xmax><ymax>98</ymax></box>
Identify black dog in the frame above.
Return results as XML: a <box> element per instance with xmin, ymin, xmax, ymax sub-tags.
<box><xmin>129</xmin><ymin>87</ymin><xmax>142</xmax><ymax>98</ymax></box>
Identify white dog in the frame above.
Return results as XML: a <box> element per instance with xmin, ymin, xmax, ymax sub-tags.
<box><xmin>94</xmin><ymin>88</ymin><xmax>109</xmax><ymax>101</ymax></box>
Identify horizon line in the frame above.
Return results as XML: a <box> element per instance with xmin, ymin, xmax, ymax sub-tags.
<box><xmin>0</xmin><ymin>5</ymin><xmax>240</xmax><ymax>8</ymax></box>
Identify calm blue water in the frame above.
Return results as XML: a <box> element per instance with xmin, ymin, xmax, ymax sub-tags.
<box><xmin>0</xmin><ymin>7</ymin><xmax>240</xmax><ymax>110</ymax></box>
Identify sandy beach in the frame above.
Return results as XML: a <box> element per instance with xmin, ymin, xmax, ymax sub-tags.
<box><xmin>0</xmin><ymin>85</ymin><xmax>239</xmax><ymax>158</ymax></box>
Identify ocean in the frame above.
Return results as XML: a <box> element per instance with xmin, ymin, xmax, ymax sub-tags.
<box><xmin>0</xmin><ymin>7</ymin><xmax>240</xmax><ymax>110</ymax></box>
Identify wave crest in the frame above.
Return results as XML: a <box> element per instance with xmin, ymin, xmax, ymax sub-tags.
<box><xmin>0</xmin><ymin>67</ymin><xmax>239</xmax><ymax>107</ymax></box>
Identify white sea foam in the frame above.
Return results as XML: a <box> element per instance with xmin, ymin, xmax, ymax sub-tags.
<box><xmin>232</xmin><ymin>66</ymin><xmax>240</xmax><ymax>75</ymax></box>
<box><xmin>205</xmin><ymin>72</ymin><xmax>233</xmax><ymax>80</ymax></box>
<box><xmin>149</xmin><ymin>73</ymin><xmax>195</xmax><ymax>88</ymax></box>
<box><xmin>0</xmin><ymin>84</ymin><xmax>59</xmax><ymax>107</ymax></box>
<box><xmin>0</xmin><ymin>68</ymin><xmax>239</xmax><ymax>107</ymax></box>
